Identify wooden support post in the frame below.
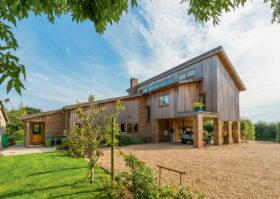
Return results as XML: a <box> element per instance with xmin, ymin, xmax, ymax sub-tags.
<box><xmin>213</xmin><ymin>118</ymin><xmax>223</xmax><ymax>145</ymax></box>
<box><xmin>111</xmin><ymin>116</ymin><xmax>115</xmax><ymax>186</ymax></box>
<box><xmin>224</xmin><ymin>121</ymin><xmax>233</xmax><ymax>144</ymax></box>
<box><xmin>193</xmin><ymin>116</ymin><xmax>203</xmax><ymax>148</ymax></box>
<box><xmin>233</xmin><ymin>121</ymin><xmax>241</xmax><ymax>143</ymax></box>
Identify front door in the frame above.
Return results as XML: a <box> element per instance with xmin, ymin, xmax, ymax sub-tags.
<box><xmin>31</xmin><ymin>123</ymin><xmax>44</xmax><ymax>145</ymax></box>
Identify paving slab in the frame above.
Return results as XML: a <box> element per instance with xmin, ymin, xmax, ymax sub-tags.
<box><xmin>0</xmin><ymin>143</ymin><xmax>56</xmax><ymax>156</ymax></box>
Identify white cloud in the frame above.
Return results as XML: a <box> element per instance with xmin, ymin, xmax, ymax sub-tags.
<box><xmin>105</xmin><ymin>0</ymin><xmax>280</xmax><ymax>122</ymax></box>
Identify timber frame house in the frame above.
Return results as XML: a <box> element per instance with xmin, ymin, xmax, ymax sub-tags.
<box><xmin>21</xmin><ymin>46</ymin><xmax>246</xmax><ymax>148</ymax></box>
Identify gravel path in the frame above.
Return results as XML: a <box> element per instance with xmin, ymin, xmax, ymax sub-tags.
<box><xmin>98</xmin><ymin>141</ymin><xmax>280</xmax><ymax>199</ymax></box>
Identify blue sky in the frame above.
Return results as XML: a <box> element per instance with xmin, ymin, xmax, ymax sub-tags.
<box><xmin>1</xmin><ymin>0</ymin><xmax>280</xmax><ymax>122</ymax></box>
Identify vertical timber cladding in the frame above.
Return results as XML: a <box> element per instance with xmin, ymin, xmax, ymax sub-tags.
<box><xmin>67</xmin><ymin>98</ymin><xmax>139</xmax><ymax>131</ymax></box>
<box><xmin>201</xmin><ymin>55</ymin><xmax>219</xmax><ymax>113</ymax></box>
<box><xmin>177</xmin><ymin>82</ymin><xmax>200</xmax><ymax>112</ymax></box>
<box><xmin>217</xmin><ymin>57</ymin><xmax>240</xmax><ymax>121</ymax></box>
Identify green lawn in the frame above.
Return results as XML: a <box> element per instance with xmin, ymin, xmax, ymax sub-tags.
<box><xmin>0</xmin><ymin>151</ymin><xmax>113</xmax><ymax>199</ymax></box>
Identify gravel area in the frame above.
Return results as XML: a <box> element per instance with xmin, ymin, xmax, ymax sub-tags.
<box><xmin>98</xmin><ymin>141</ymin><xmax>280</xmax><ymax>199</ymax></box>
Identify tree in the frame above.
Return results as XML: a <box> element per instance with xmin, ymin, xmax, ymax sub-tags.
<box><xmin>6</xmin><ymin>102</ymin><xmax>26</xmax><ymax>135</ymax></box>
<box><xmin>0</xmin><ymin>0</ymin><xmax>138</xmax><ymax>96</ymax></box>
<box><xmin>64</xmin><ymin>95</ymin><xmax>123</xmax><ymax>183</ymax></box>
<box><xmin>185</xmin><ymin>0</ymin><xmax>280</xmax><ymax>26</ymax></box>
<box><xmin>25</xmin><ymin>106</ymin><xmax>41</xmax><ymax>115</ymax></box>
<box><xmin>241</xmin><ymin>118</ymin><xmax>255</xmax><ymax>140</ymax></box>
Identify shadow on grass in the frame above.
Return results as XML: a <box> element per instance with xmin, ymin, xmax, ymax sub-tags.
<box><xmin>27</xmin><ymin>166</ymin><xmax>88</xmax><ymax>177</ymax></box>
<box><xmin>51</xmin><ymin>188</ymin><xmax>110</xmax><ymax>199</ymax></box>
<box><xmin>0</xmin><ymin>184</ymin><xmax>71</xmax><ymax>199</ymax></box>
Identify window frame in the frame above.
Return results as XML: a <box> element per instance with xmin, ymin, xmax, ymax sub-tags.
<box><xmin>159</xmin><ymin>94</ymin><xmax>169</xmax><ymax>107</ymax></box>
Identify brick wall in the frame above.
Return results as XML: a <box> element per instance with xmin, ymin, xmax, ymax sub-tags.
<box><xmin>45</xmin><ymin>112</ymin><xmax>66</xmax><ymax>139</ymax></box>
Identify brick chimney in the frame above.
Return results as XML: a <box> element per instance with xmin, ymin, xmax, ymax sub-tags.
<box><xmin>129</xmin><ymin>78</ymin><xmax>138</xmax><ymax>96</ymax></box>
<box><xmin>130</xmin><ymin>78</ymin><xmax>138</xmax><ymax>88</ymax></box>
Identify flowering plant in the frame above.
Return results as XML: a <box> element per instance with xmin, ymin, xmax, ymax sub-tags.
<box><xmin>192</xmin><ymin>103</ymin><xmax>204</xmax><ymax>107</ymax></box>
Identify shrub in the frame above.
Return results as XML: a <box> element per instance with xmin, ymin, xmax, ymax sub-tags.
<box><xmin>119</xmin><ymin>152</ymin><xmax>204</xmax><ymax>199</ymax></box>
<box><xmin>14</xmin><ymin>129</ymin><xmax>24</xmax><ymax>142</ymax></box>
<box><xmin>241</xmin><ymin>118</ymin><xmax>255</xmax><ymax>140</ymax></box>
<box><xmin>117</xmin><ymin>135</ymin><xmax>145</xmax><ymax>146</ymax></box>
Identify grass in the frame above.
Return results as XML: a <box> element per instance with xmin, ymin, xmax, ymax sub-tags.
<box><xmin>0</xmin><ymin>151</ymin><xmax>114</xmax><ymax>199</ymax></box>
<box><xmin>15</xmin><ymin>140</ymin><xmax>24</xmax><ymax>143</ymax></box>
<box><xmin>255</xmin><ymin>137</ymin><xmax>277</xmax><ymax>142</ymax></box>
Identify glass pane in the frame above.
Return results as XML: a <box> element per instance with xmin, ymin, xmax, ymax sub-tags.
<box><xmin>149</xmin><ymin>85</ymin><xmax>154</xmax><ymax>91</ymax></box>
<box><xmin>143</xmin><ymin>88</ymin><xmax>148</xmax><ymax>93</ymax></box>
<box><xmin>33</xmin><ymin>124</ymin><xmax>42</xmax><ymax>134</ymax></box>
<box><xmin>187</xmin><ymin>69</ymin><xmax>196</xmax><ymax>77</ymax></box>
<box><xmin>159</xmin><ymin>96</ymin><xmax>164</xmax><ymax>106</ymax></box>
<box><xmin>121</xmin><ymin>124</ymin><xmax>126</xmax><ymax>132</ymax></box>
<box><xmin>134</xmin><ymin>124</ymin><xmax>138</xmax><ymax>132</ymax></box>
<box><xmin>161</xmin><ymin>81</ymin><xmax>167</xmax><ymax>87</ymax></box>
<box><xmin>167</xmin><ymin>77</ymin><xmax>174</xmax><ymax>85</ymax></box>
<box><xmin>154</xmin><ymin>83</ymin><xmax>159</xmax><ymax>89</ymax></box>
<box><xmin>179</xmin><ymin>73</ymin><xmax>186</xmax><ymax>81</ymax></box>
<box><xmin>164</xmin><ymin>95</ymin><xmax>169</xmax><ymax>105</ymax></box>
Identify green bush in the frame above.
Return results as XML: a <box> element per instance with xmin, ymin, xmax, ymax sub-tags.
<box><xmin>14</xmin><ymin>129</ymin><xmax>24</xmax><ymax>142</ymax></box>
<box><xmin>241</xmin><ymin>118</ymin><xmax>255</xmax><ymax>140</ymax></box>
<box><xmin>119</xmin><ymin>152</ymin><xmax>204</xmax><ymax>199</ymax></box>
<box><xmin>117</xmin><ymin>135</ymin><xmax>145</xmax><ymax>146</ymax></box>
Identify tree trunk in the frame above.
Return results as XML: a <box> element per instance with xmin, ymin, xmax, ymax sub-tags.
<box><xmin>90</xmin><ymin>167</ymin><xmax>94</xmax><ymax>183</ymax></box>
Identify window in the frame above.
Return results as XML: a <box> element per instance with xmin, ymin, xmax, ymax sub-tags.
<box><xmin>167</xmin><ymin>77</ymin><xmax>174</xmax><ymax>85</ymax></box>
<box><xmin>147</xmin><ymin>106</ymin><xmax>151</xmax><ymax>121</ymax></box>
<box><xmin>134</xmin><ymin>124</ymin><xmax>138</xmax><ymax>132</ymax></box>
<box><xmin>187</xmin><ymin>69</ymin><xmax>196</xmax><ymax>77</ymax></box>
<box><xmin>143</xmin><ymin>88</ymin><xmax>148</xmax><ymax>93</ymax></box>
<box><xmin>161</xmin><ymin>80</ymin><xmax>167</xmax><ymax>87</ymax></box>
<box><xmin>164</xmin><ymin>95</ymin><xmax>169</xmax><ymax>105</ymax></box>
<box><xmin>154</xmin><ymin>83</ymin><xmax>159</xmax><ymax>89</ymax></box>
<box><xmin>33</xmin><ymin>124</ymin><xmax>42</xmax><ymax>134</ymax></box>
<box><xmin>149</xmin><ymin>85</ymin><xmax>154</xmax><ymax>92</ymax></box>
<box><xmin>121</xmin><ymin>124</ymin><xmax>126</xmax><ymax>132</ymax></box>
<box><xmin>178</xmin><ymin>73</ymin><xmax>186</xmax><ymax>81</ymax></box>
<box><xmin>159</xmin><ymin>95</ymin><xmax>169</xmax><ymax>106</ymax></box>
<box><xmin>127</xmin><ymin>124</ymin><xmax>132</xmax><ymax>132</ymax></box>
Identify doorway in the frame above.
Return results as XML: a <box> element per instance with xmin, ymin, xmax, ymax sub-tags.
<box><xmin>31</xmin><ymin>122</ymin><xmax>45</xmax><ymax>145</ymax></box>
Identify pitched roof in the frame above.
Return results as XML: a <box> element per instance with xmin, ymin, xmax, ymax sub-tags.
<box><xmin>127</xmin><ymin>46</ymin><xmax>246</xmax><ymax>92</ymax></box>
<box><xmin>0</xmin><ymin>108</ymin><xmax>9</xmax><ymax>123</ymax></box>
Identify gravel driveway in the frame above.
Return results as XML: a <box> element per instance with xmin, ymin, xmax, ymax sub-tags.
<box><xmin>98</xmin><ymin>141</ymin><xmax>280</xmax><ymax>199</ymax></box>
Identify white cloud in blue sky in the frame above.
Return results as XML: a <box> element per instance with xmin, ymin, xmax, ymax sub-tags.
<box><xmin>1</xmin><ymin>0</ymin><xmax>280</xmax><ymax>122</ymax></box>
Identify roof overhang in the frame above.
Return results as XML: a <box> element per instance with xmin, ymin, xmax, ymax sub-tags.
<box><xmin>1</xmin><ymin>108</ymin><xmax>9</xmax><ymax>123</ymax></box>
<box><xmin>20</xmin><ymin>110</ymin><xmax>61</xmax><ymax>121</ymax></box>
<box><xmin>127</xmin><ymin>46</ymin><xmax>246</xmax><ymax>92</ymax></box>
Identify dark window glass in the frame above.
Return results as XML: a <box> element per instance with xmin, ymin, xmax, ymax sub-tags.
<box><xmin>134</xmin><ymin>124</ymin><xmax>138</xmax><ymax>132</ymax></box>
<box><xmin>121</xmin><ymin>124</ymin><xmax>126</xmax><ymax>132</ymax></box>
<box><xmin>147</xmin><ymin>106</ymin><xmax>151</xmax><ymax>121</ymax></box>
<box><xmin>33</xmin><ymin>124</ymin><xmax>42</xmax><ymax>134</ymax></box>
